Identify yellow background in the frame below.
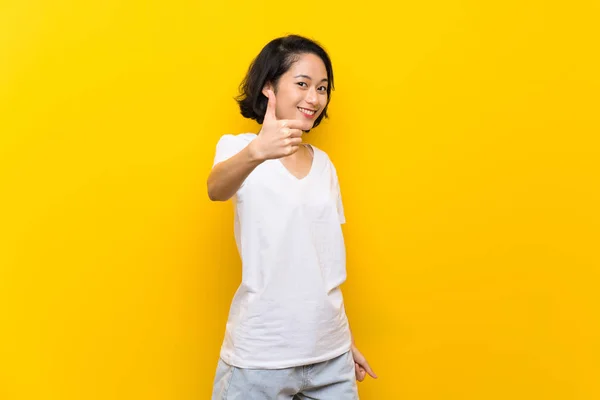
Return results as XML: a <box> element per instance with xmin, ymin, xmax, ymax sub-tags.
<box><xmin>1</xmin><ymin>0</ymin><xmax>599</xmax><ymax>399</ymax></box>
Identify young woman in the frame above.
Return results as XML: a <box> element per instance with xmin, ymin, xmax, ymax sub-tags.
<box><xmin>208</xmin><ymin>34</ymin><xmax>376</xmax><ymax>399</ymax></box>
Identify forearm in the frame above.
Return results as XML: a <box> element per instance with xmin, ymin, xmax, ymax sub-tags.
<box><xmin>207</xmin><ymin>142</ymin><xmax>263</xmax><ymax>201</ymax></box>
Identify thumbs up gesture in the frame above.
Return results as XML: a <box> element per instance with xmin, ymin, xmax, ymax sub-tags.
<box><xmin>248</xmin><ymin>89</ymin><xmax>314</xmax><ymax>162</ymax></box>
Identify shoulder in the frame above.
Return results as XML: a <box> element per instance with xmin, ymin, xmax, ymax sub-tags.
<box><xmin>310</xmin><ymin>144</ymin><xmax>338</xmax><ymax>171</ymax></box>
<box><xmin>310</xmin><ymin>144</ymin><xmax>332</xmax><ymax>163</ymax></box>
<box><xmin>217</xmin><ymin>133</ymin><xmax>257</xmax><ymax>145</ymax></box>
<box><xmin>213</xmin><ymin>133</ymin><xmax>258</xmax><ymax>166</ymax></box>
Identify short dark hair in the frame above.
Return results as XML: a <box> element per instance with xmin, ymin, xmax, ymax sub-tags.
<box><xmin>236</xmin><ymin>35</ymin><xmax>334</xmax><ymax>129</ymax></box>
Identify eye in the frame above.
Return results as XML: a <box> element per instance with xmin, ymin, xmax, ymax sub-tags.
<box><xmin>318</xmin><ymin>86</ymin><xmax>328</xmax><ymax>92</ymax></box>
<box><xmin>296</xmin><ymin>82</ymin><xmax>308</xmax><ymax>88</ymax></box>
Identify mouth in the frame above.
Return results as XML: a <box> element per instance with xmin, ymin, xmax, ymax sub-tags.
<box><xmin>298</xmin><ymin>107</ymin><xmax>317</xmax><ymax>119</ymax></box>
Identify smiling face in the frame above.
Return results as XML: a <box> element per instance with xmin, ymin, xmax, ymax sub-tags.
<box><xmin>262</xmin><ymin>52</ymin><xmax>329</xmax><ymax>128</ymax></box>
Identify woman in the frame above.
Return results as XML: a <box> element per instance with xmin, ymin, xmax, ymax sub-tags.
<box><xmin>208</xmin><ymin>34</ymin><xmax>376</xmax><ymax>399</ymax></box>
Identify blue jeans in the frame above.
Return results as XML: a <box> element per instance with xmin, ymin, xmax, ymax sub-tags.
<box><xmin>211</xmin><ymin>351</ymin><xmax>359</xmax><ymax>399</ymax></box>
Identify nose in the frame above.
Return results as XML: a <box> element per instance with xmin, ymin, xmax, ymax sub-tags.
<box><xmin>305</xmin><ymin>87</ymin><xmax>318</xmax><ymax>106</ymax></box>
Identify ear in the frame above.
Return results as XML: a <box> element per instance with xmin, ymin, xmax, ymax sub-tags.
<box><xmin>262</xmin><ymin>82</ymin><xmax>274</xmax><ymax>98</ymax></box>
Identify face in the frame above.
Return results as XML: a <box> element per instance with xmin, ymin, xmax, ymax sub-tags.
<box><xmin>263</xmin><ymin>53</ymin><xmax>329</xmax><ymax>127</ymax></box>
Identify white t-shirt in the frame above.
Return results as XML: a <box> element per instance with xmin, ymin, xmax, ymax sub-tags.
<box><xmin>212</xmin><ymin>133</ymin><xmax>352</xmax><ymax>369</ymax></box>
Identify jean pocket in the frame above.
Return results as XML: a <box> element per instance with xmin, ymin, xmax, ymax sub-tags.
<box><xmin>212</xmin><ymin>358</ymin><xmax>235</xmax><ymax>400</ymax></box>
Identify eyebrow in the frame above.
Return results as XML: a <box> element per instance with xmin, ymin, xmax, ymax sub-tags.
<box><xmin>294</xmin><ymin>74</ymin><xmax>328</xmax><ymax>83</ymax></box>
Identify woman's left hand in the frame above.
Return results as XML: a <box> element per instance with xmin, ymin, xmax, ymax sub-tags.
<box><xmin>351</xmin><ymin>343</ymin><xmax>377</xmax><ymax>381</ymax></box>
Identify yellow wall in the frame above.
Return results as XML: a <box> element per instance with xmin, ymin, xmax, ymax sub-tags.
<box><xmin>1</xmin><ymin>0</ymin><xmax>599</xmax><ymax>398</ymax></box>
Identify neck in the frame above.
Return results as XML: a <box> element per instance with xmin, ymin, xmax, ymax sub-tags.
<box><xmin>283</xmin><ymin>144</ymin><xmax>309</xmax><ymax>162</ymax></box>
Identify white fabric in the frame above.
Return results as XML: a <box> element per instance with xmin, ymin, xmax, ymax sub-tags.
<box><xmin>212</xmin><ymin>133</ymin><xmax>351</xmax><ymax>369</ymax></box>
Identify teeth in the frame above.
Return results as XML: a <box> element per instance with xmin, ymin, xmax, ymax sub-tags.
<box><xmin>299</xmin><ymin>107</ymin><xmax>315</xmax><ymax>115</ymax></box>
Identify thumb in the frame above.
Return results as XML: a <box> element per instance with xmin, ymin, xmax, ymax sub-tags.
<box><xmin>264</xmin><ymin>89</ymin><xmax>277</xmax><ymax>122</ymax></box>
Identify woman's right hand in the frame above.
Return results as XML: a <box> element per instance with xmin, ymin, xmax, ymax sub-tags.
<box><xmin>249</xmin><ymin>89</ymin><xmax>313</xmax><ymax>162</ymax></box>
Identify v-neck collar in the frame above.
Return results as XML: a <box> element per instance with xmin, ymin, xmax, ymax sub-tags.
<box><xmin>277</xmin><ymin>144</ymin><xmax>317</xmax><ymax>182</ymax></box>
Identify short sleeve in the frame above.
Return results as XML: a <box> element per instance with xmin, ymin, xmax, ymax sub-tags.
<box><xmin>331</xmin><ymin>162</ymin><xmax>346</xmax><ymax>224</ymax></box>
<box><xmin>212</xmin><ymin>134</ymin><xmax>252</xmax><ymax>167</ymax></box>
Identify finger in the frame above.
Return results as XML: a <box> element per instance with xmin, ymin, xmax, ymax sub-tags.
<box><xmin>281</xmin><ymin>119</ymin><xmax>313</xmax><ymax>131</ymax></box>
<box><xmin>280</xmin><ymin>128</ymin><xmax>302</xmax><ymax>140</ymax></box>
<box><xmin>362</xmin><ymin>361</ymin><xmax>378</xmax><ymax>379</ymax></box>
<box><xmin>288</xmin><ymin>137</ymin><xmax>303</xmax><ymax>146</ymax></box>
<box><xmin>288</xmin><ymin>129</ymin><xmax>303</xmax><ymax>138</ymax></box>
<box><xmin>287</xmin><ymin>144</ymin><xmax>300</xmax><ymax>155</ymax></box>
<box><xmin>355</xmin><ymin>363</ymin><xmax>364</xmax><ymax>382</ymax></box>
<box><xmin>264</xmin><ymin>89</ymin><xmax>277</xmax><ymax>122</ymax></box>
<box><xmin>354</xmin><ymin>352</ymin><xmax>377</xmax><ymax>380</ymax></box>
